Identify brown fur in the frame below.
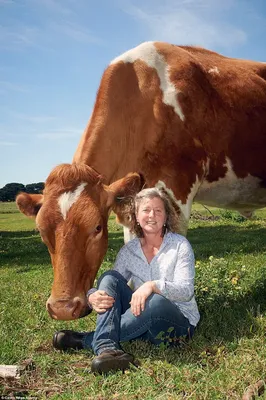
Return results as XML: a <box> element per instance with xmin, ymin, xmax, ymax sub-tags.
<box><xmin>17</xmin><ymin>42</ymin><xmax>266</xmax><ymax>320</ymax></box>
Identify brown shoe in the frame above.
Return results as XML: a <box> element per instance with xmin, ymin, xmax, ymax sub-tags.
<box><xmin>53</xmin><ymin>330</ymin><xmax>85</xmax><ymax>351</ymax></box>
<box><xmin>91</xmin><ymin>349</ymin><xmax>134</xmax><ymax>374</ymax></box>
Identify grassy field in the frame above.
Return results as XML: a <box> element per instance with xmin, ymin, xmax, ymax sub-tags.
<box><xmin>0</xmin><ymin>202</ymin><xmax>265</xmax><ymax>399</ymax></box>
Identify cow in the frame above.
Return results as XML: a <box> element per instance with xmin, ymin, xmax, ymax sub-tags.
<box><xmin>16</xmin><ymin>41</ymin><xmax>266</xmax><ymax>321</ymax></box>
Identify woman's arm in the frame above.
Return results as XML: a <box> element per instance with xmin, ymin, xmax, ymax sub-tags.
<box><xmin>130</xmin><ymin>280</ymin><xmax>161</xmax><ymax>316</ymax></box>
<box><xmin>88</xmin><ymin>290</ymin><xmax>115</xmax><ymax>313</ymax></box>
<box><xmin>153</xmin><ymin>239</ymin><xmax>195</xmax><ymax>302</ymax></box>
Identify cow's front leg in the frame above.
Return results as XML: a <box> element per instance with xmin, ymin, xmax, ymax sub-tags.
<box><xmin>154</xmin><ymin>178</ymin><xmax>202</xmax><ymax>236</ymax></box>
<box><xmin>123</xmin><ymin>226</ymin><xmax>135</xmax><ymax>243</ymax></box>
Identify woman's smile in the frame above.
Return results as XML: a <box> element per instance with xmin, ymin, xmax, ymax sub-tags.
<box><xmin>136</xmin><ymin>197</ymin><xmax>167</xmax><ymax>236</ymax></box>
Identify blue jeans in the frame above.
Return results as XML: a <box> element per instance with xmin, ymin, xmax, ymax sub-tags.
<box><xmin>83</xmin><ymin>270</ymin><xmax>194</xmax><ymax>355</ymax></box>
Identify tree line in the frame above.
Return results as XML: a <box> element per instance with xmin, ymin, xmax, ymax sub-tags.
<box><xmin>0</xmin><ymin>182</ymin><xmax>44</xmax><ymax>202</ymax></box>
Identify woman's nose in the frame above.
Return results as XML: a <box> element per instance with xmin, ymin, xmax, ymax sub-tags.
<box><xmin>149</xmin><ymin>209</ymin><xmax>155</xmax><ymax>216</ymax></box>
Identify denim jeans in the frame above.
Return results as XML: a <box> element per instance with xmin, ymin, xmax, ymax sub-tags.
<box><xmin>83</xmin><ymin>270</ymin><xmax>194</xmax><ymax>355</ymax></box>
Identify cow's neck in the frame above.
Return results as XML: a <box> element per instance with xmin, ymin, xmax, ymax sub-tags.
<box><xmin>73</xmin><ymin>118</ymin><xmax>140</xmax><ymax>184</ymax></box>
<box><xmin>72</xmin><ymin>62</ymin><xmax>159</xmax><ymax>184</ymax></box>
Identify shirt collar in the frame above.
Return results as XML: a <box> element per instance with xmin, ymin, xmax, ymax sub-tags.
<box><xmin>126</xmin><ymin>231</ymin><xmax>174</xmax><ymax>252</ymax></box>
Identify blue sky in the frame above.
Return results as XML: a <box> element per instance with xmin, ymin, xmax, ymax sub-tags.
<box><xmin>1</xmin><ymin>0</ymin><xmax>266</xmax><ymax>188</ymax></box>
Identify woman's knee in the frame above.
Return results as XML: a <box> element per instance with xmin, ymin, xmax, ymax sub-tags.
<box><xmin>97</xmin><ymin>270</ymin><xmax>127</xmax><ymax>289</ymax></box>
<box><xmin>146</xmin><ymin>293</ymin><xmax>168</xmax><ymax>314</ymax></box>
<box><xmin>146</xmin><ymin>294</ymin><xmax>185</xmax><ymax>322</ymax></box>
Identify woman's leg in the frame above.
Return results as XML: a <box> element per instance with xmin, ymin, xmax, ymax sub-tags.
<box><xmin>54</xmin><ymin>270</ymin><xmax>135</xmax><ymax>374</ymax></box>
<box><xmin>84</xmin><ymin>276</ymin><xmax>193</xmax><ymax>351</ymax></box>
<box><xmin>55</xmin><ymin>275</ymin><xmax>193</xmax><ymax>352</ymax></box>
<box><xmin>89</xmin><ymin>270</ymin><xmax>133</xmax><ymax>355</ymax></box>
<box><xmin>119</xmin><ymin>293</ymin><xmax>194</xmax><ymax>346</ymax></box>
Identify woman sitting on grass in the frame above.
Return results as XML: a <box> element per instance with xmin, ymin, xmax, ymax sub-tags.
<box><xmin>53</xmin><ymin>186</ymin><xmax>200</xmax><ymax>374</ymax></box>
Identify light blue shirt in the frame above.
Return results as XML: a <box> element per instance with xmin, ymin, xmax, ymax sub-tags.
<box><xmin>113</xmin><ymin>232</ymin><xmax>200</xmax><ymax>327</ymax></box>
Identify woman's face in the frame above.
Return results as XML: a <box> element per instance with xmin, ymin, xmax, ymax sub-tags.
<box><xmin>136</xmin><ymin>196</ymin><xmax>166</xmax><ymax>236</ymax></box>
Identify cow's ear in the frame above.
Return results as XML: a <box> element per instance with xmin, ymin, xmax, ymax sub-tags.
<box><xmin>16</xmin><ymin>193</ymin><xmax>43</xmax><ymax>218</ymax></box>
<box><xmin>105</xmin><ymin>173</ymin><xmax>144</xmax><ymax>209</ymax></box>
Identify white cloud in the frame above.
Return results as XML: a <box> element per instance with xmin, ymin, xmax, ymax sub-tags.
<box><xmin>49</xmin><ymin>21</ymin><xmax>103</xmax><ymax>45</ymax></box>
<box><xmin>0</xmin><ymin>24</ymin><xmax>38</xmax><ymax>50</ymax></box>
<box><xmin>0</xmin><ymin>81</ymin><xmax>30</xmax><ymax>93</ymax></box>
<box><xmin>26</xmin><ymin>0</ymin><xmax>74</xmax><ymax>16</ymax></box>
<box><xmin>1</xmin><ymin>1</ymin><xmax>102</xmax><ymax>51</ymax></box>
<box><xmin>0</xmin><ymin>0</ymin><xmax>15</xmax><ymax>4</ymax></box>
<box><xmin>121</xmin><ymin>0</ymin><xmax>247</xmax><ymax>50</ymax></box>
<box><xmin>0</xmin><ymin>141</ymin><xmax>18</xmax><ymax>146</ymax></box>
<box><xmin>8</xmin><ymin>112</ymin><xmax>56</xmax><ymax>124</ymax></box>
<box><xmin>37</xmin><ymin>128</ymin><xmax>82</xmax><ymax>140</ymax></box>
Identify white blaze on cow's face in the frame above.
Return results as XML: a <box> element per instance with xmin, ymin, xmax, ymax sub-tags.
<box><xmin>36</xmin><ymin>181</ymin><xmax>108</xmax><ymax>321</ymax></box>
<box><xmin>58</xmin><ymin>182</ymin><xmax>87</xmax><ymax>220</ymax></box>
<box><xmin>111</xmin><ymin>41</ymin><xmax>185</xmax><ymax>122</ymax></box>
<box><xmin>16</xmin><ymin>164</ymin><xmax>143</xmax><ymax>320</ymax></box>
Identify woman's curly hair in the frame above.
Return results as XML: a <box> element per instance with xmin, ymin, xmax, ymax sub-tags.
<box><xmin>129</xmin><ymin>183</ymin><xmax>184</xmax><ymax>237</ymax></box>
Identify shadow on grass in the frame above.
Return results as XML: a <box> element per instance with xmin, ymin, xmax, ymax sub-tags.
<box><xmin>129</xmin><ymin>277</ymin><xmax>266</xmax><ymax>366</ymax></box>
<box><xmin>2</xmin><ymin>223</ymin><xmax>265</xmax><ymax>269</ymax></box>
<box><xmin>1</xmin><ymin>224</ymin><xmax>265</xmax><ymax>353</ymax></box>
<box><xmin>188</xmin><ymin>223</ymin><xmax>266</xmax><ymax>260</ymax></box>
<box><xmin>196</xmin><ymin>274</ymin><xmax>266</xmax><ymax>343</ymax></box>
<box><xmin>0</xmin><ymin>229</ymin><xmax>50</xmax><ymax>269</ymax></box>
<box><xmin>0</xmin><ymin>229</ymin><xmax>124</xmax><ymax>270</ymax></box>
<box><xmin>109</xmin><ymin>223</ymin><xmax>266</xmax><ymax>262</ymax></box>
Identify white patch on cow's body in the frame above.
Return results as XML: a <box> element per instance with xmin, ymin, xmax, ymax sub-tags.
<box><xmin>111</xmin><ymin>42</ymin><xmax>185</xmax><ymax>121</ymax></box>
<box><xmin>58</xmin><ymin>182</ymin><xmax>87</xmax><ymax>220</ymax></box>
<box><xmin>123</xmin><ymin>226</ymin><xmax>135</xmax><ymax>243</ymax></box>
<box><xmin>176</xmin><ymin>177</ymin><xmax>201</xmax><ymax>220</ymax></box>
<box><xmin>195</xmin><ymin>157</ymin><xmax>266</xmax><ymax>212</ymax></box>
<box><xmin>155</xmin><ymin>179</ymin><xmax>201</xmax><ymax>235</ymax></box>
<box><xmin>208</xmin><ymin>66</ymin><xmax>219</xmax><ymax>74</ymax></box>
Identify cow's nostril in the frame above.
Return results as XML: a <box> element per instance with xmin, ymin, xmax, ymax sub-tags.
<box><xmin>46</xmin><ymin>296</ymin><xmax>87</xmax><ymax>320</ymax></box>
<box><xmin>72</xmin><ymin>299</ymin><xmax>82</xmax><ymax>318</ymax></box>
<box><xmin>47</xmin><ymin>302</ymin><xmax>58</xmax><ymax>319</ymax></box>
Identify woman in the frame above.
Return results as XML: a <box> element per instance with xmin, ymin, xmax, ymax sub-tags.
<box><xmin>53</xmin><ymin>186</ymin><xmax>200</xmax><ymax>374</ymax></box>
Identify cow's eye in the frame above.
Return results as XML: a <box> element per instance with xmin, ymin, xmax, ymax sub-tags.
<box><xmin>95</xmin><ymin>225</ymin><xmax>102</xmax><ymax>233</ymax></box>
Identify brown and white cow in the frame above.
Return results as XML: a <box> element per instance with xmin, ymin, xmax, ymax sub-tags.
<box><xmin>17</xmin><ymin>42</ymin><xmax>266</xmax><ymax>320</ymax></box>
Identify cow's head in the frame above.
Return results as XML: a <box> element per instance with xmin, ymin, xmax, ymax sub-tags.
<box><xmin>16</xmin><ymin>163</ymin><xmax>142</xmax><ymax>320</ymax></box>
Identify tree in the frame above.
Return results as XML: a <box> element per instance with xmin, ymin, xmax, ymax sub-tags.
<box><xmin>0</xmin><ymin>182</ymin><xmax>44</xmax><ymax>202</ymax></box>
<box><xmin>0</xmin><ymin>183</ymin><xmax>25</xmax><ymax>202</ymax></box>
<box><xmin>25</xmin><ymin>182</ymin><xmax>44</xmax><ymax>194</ymax></box>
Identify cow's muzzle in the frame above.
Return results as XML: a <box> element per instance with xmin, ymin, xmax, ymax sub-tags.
<box><xmin>46</xmin><ymin>295</ymin><xmax>88</xmax><ymax>320</ymax></box>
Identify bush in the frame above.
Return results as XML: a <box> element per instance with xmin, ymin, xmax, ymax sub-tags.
<box><xmin>219</xmin><ymin>209</ymin><xmax>246</xmax><ymax>222</ymax></box>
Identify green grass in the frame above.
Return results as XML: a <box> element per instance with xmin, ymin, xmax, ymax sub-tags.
<box><xmin>0</xmin><ymin>202</ymin><xmax>266</xmax><ymax>399</ymax></box>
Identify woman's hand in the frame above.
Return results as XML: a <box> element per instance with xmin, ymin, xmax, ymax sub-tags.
<box><xmin>88</xmin><ymin>290</ymin><xmax>115</xmax><ymax>313</ymax></box>
<box><xmin>130</xmin><ymin>281</ymin><xmax>155</xmax><ymax>317</ymax></box>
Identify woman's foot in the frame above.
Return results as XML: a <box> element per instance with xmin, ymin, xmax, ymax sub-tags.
<box><xmin>53</xmin><ymin>330</ymin><xmax>85</xmax><ymax>351</ymax></box>
<box><xmin>91</xmin><ymin>349</ymin><xmax>134</xmax><ymax>374</ymax></box>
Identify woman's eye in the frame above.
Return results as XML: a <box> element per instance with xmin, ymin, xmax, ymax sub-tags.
<box><xmin>95</xmin><ymin>225</ymin><xmax>102</xmax><ymax>233</ymax></box>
